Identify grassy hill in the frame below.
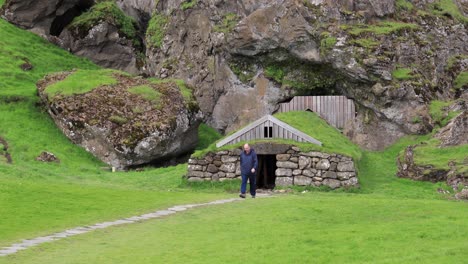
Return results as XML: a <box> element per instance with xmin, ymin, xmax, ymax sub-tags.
<box><xmin>0</xmin><ymin>6</ymin><xmax>467</xmax><ymax>263</ymax></box>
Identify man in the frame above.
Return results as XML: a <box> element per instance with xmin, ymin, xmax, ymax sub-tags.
<box><xmin>239</xmin><ymin>143</ymin><xmax>258</xmax><ymax>198</ymax></box>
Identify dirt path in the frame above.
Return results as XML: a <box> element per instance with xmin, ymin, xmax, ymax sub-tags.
<box><xmin>0</xmin><ymin>195</ymin><xmax>271</xmax><ymax>257</ymax></box>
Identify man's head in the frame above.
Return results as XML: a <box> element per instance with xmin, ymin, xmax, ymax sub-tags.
<box><xmin>243</xmin><ymin>143</ymin><xmax>251</xmax><ymax>154</ymax></box>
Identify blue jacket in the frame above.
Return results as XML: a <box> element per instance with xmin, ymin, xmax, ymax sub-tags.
<box><xmin>240</xmin><ymin>149</ymin><xmax>258</xmax><ymax>175</ymax></box>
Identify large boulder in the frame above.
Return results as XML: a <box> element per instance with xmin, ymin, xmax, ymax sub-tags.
<box><xmin>36</xmin><ymin>70</ymin><xmax>201</xmax><ymax>169</ymax></box>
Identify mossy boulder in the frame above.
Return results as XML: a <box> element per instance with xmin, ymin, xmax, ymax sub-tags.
<box><xmin>37</xmin><ymin>70</ymin><xmax>201</xmax><ymax>169</ymax></box>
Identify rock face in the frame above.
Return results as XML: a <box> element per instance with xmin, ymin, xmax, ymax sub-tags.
<box><xmin>435</xmin><ymin>111</ymin><xmax>468</xmax><ymax>147</ymax></box>
<box><xmin>1</xmin><ymin>0</ymin><xmax>94</xmax><ymax>36</ymax></box>
<box><xmin>59</xmin><ymin>22</ymin><xmax>140</xmax><ymax>74</ymax></box>
<box><xmin>3</xmin><ymin>0</ymin><xmax>468</xmax><ymax>150</ymax></box>
<box><xmin>1</xmin><ymin>0</ymin><xmax>141</xmax><ymax>74</ymax></box>
<box><xmin>187</xmin><ymin>144</ymin><xmax>358</xmax><ymax>189</ymax></box>
<box><xmin>37</xmin><ymin>71</ymin><xmax>201</xmax><ymax>169</ymax></box>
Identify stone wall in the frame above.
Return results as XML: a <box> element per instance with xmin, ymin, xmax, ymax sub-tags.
<box><xmin>187</xmin><ymin>146</ymin><xmax>358</xmax><ymax>189</ymax></box>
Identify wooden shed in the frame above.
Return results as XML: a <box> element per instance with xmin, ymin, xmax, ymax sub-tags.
<box><xmin>216</xmin><ymin>115</ymin><xmax>322</xmax><ymax>148</ymax></box>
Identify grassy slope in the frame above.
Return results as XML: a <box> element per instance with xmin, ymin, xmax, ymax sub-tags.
<box><xmin>0</xmin><ymin>5</ymin><xmax>467</xmax><ymax>262</ymax></box>
<box><xmin>0</xmin><ymin>17</ymin><xmax>229</xmax><ymax>247</ymax></box>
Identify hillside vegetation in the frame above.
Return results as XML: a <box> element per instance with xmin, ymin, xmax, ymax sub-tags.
<box><xmin>0</xmin><ymin>5</ymin><xmax>467</xmax><ymax>263</ymax></box>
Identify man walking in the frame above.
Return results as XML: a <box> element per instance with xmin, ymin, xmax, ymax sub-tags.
<box><xmin>239</xmin><ymin>143</ymin><xmax>258</xmax><ymax>198</ymax></box>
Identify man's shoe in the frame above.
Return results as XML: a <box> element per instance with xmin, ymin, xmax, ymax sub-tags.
<box><xmin>251</xmin><ymin>195</ymin><xmax>256</xmax><ymax>198</ymax></box>
<box><xmin>239</xmin><ymin>193</ymin><xmax>246</xmax><ymax>198</ymax></box>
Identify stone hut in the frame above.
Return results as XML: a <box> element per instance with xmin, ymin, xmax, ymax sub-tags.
<box><xmin>187</xmin><ymin>115</ymin><xmax>359</xmax><ymax>189</ymax></box>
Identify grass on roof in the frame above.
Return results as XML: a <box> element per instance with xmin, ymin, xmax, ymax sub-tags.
<box><xmin>193</xmin><ymin>111</ymin><xmax>362</xmax><ymax>161</ymax></box>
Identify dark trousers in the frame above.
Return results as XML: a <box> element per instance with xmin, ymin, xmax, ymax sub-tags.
<box><xmin>241</xmin><ymin>173</ymin><xmax>256</xmax><ymax>196</ymax></box>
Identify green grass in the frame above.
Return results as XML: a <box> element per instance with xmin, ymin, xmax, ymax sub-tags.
<box><xmin>180</xmin><ymin>0</ymin><xmax>197</xmax><ymax>10</ymax></box>
<box><xmin>44</xmin><ymin>69</ymin><xmax>118</xmax><ymax>97</ymax></box>
<box><xmin>193</xmin><ymin>111</ymin><xmax>362</xmax><ymax>161</ymax></box>
<box><xmin>342</xmin><ymin>21</ymin><xmax>419</xmax><ymax>36</ymax></box>
<box><xmin>1</xmin><ymin>10</ymin><xmax>468</xmax><ymax>263</ymax></box>
<box><xmin>196</xmin><ymin>123</ymin><xmax>222</xmax><ymax>150</ymax></box>
<box><xmin>128</xmin><ymin>85</ymin><xmax>162</xmax><ymax>108</ymax></box>
<box><xmin>429</xmin><ymin>100</ymin><xmax>460</xmax><ymax>127</ymax></box>
<box><xmin>320</xmin><ymin>34</ymin><xmax>337</xmax><ymax>54</ymax></box>
<box><xmin>430</xmin><ymin>0</ymin><xmax>468</xmax><ymax>24</ymax></box>
<box><xmin>392</xmin><ymin>67</ymin><xmax>414</xmax><ymax>80</ymax></box>
<box><xmin>146</xmin><ymin>12</ymin><xmax>168</xmax><ymax>49</ymax></box>
<box><xmin>454</xmin><ymin>71</ymin><xmax>468</xmax><ymax>89</ymax></box>
<box><xmin>412</xmin><ymin>138</ymin><xmax>468</xmax><ymax>174</ymax></box>
<box><xmin>150</xmin><ymin>78</ymin><xmax>197</xmax><ymax>109</ymax></box>
<box><xmin>350</xmin><ymin>38</ymin><xmax>380</xmax><ymax>49</ymax></box>
<box><xmin>396</xmin><ymin>0</ymin><xmax>414</xmax><ymax>11</ymax></box>
<box><xmin>213</xmin><ymin>13</ymin><xmax>239</xmax><ymax>34</ymax></box>
<box><xmin>68</xmin><ymin>1</ymin><xmax>137</xmax><ymax>39</ymax></box>
<box><xmin>2</xmin><ymin>194</ymin><xmax>466</xmax><ymax>264</ymax></box>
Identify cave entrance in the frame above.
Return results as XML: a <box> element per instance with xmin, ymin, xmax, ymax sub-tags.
<box><xmin>50</xmin><ymin>0</ymin><xmax>94</xmax><ymax>36</ymax></box>
<box><xmin>256</xmin><ymin>155</ymin><xmax>277</xmax><ymax>189</ymax></box>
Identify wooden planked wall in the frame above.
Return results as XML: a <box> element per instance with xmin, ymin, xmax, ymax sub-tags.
<box><xmin>278</xmin><ymin>96</ymin><xmax>355</xmax><ymax>129</ymax></box>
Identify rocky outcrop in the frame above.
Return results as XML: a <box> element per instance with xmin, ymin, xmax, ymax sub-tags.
<box><xmin>36</xmin><ymin>151</ymin><xmax>60</xmax><ymax>163</ymax></box>
<box><xmin>1</xmin><ymin>0</ymin><xmax>141</xmax><ymax>74</ymax></box>
<box><xmin>3</xmin><ymin>0</ymin><xmax>467</xmax><ymax>150</ymax></box>
<box><xmin>435</xmin><ymin>111</ymin><xmax>467</xmax><ymax>147</ymax></box>
<box><xmin>1</xmin><ymin>0</ymin><xmax>94</xmax><ymax>37</ymax></box>
<box><xmin>187</xmin><ymin>145</ymin><xmax>358</xmax><ymax>189</ymax></box>
<box><xmin>59</xmin><ymin>22</ymin><xmax>140</xmax><ymax>74</ymax></box>
<box><xmin>397</xmin><ymin>144</ymin><xmax>467</xmax><ymax>189</ymax></box>
<box><xmin>37</xmin><ymin>70</ymin><xmax>201</xmax><ymax>169</ymax></box>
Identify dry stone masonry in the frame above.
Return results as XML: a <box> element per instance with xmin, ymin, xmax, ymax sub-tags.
<box><xmin>188</xmin><ymin>146</ymin><xmax>358</xmax><ymax>189</ymax></box>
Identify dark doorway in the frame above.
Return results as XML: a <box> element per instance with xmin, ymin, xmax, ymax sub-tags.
<box><xmin>256</xmin><ymin>155</ymin><xmax>277</xmax><ymax>189</ymax></box>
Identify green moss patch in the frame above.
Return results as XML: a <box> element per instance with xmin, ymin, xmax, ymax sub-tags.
<box><xmin>341</xmin><ymin>21</ymin><xmax>419</xmax><ymax>36</ymax></box>
<box><xmin>196</xmin><ymin>123</ymin><xmax>222</xmax><ymax>151</ymax></box>
<box><xmin>392</xmin><ymin>67</ymin><xmax>414</xmax><ymax>80</ymax></box>
<box><xmin>454</xmin><ymin>71</ymin><xmax>468</xmax><ymax>90</ymax></box>
<box><xmin>430</xmin><ymin>0</ymin><xmax>468</xmax><ymax>24</ymax></box>
<box><xmin>146</xmin><ymin>12</ymin><xmax>169</xmax><ymax>49</ymax></box>
<box><xmin>350</xmin><ymin>38</ymin><xmax>380</xmax><ymax>49</ymax></box>
<box><xmin>396</xmin><ymin>0</ymin><xmax>414</xmax><ymax>11</ymax></box>
<box><xmin>181</xmin><ymin>0</ymin><xmax>197</xmax><ymax>10</ymax></box>
<box><xmin>320</xmin><ymin>33</ymin><xmax>337</xmax><ymax>55</ymax></box>
<box><xmin>128</xmin><ymin>85</ymin><xmax>162</xmax><ymax>109</ymax></box>
<box><xmin>429</xmin><ymin>100</ymin><xmax>460</xmax><ymax>127</ymax></box>
<box><xmin>44</xmin><ymin>69</ymin><xmax>118</xmax><ymax>97</ymax></box>
<box><xmin>150</xmin><ymin>78</ymin><xmax>198</xmax><ymax>111</ymax></box>
<box><xmin>213</xmin><ymin>13</ymin><xmax>239</xmax><ymax>34</ymax></box>
<box><xmin>69</xmin><ymin>1</ymin><xmax>137</xmax><ymax>39</ymax></box>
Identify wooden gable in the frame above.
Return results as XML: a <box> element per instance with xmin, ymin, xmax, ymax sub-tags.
<box><xmin>216</xmin><ymin>115</ymin><xmax>322</xmax><ymax>147</ymax></box>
